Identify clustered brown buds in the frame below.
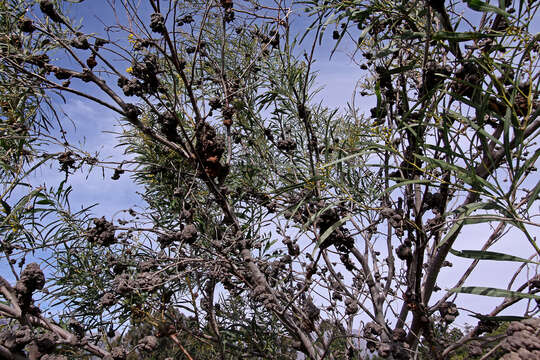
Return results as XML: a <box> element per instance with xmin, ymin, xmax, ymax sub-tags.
<box><xmin>40</xmin><ymin>0</ymin><xmax>65</xmax><ymax>24</ymax></box>
<box><xmin>15</xmin><ymin>263</ymin><xmax>45</xmax><ymax>312</ymax></box>
<box><xmin>58</xmin><ymin>151</ymin><xmax>76</xmax><ymax>173</ymax></box>
<box><xmin>195</xmin><ymin>122</ymin><xmax>228</xmax><ymax>181</ymax></box>
<box><xmin>149</xmin><ymin>13</ymin><xmax>166</xmax><ymax>34</ymax></box>
<box><xmin>438</xmin><ymin>301</ymin><xmax>459</xmax><ymax>323</ymax></box>
<box><xmin>86</xmin><ymin>217</ymin><xmax>116</xmax><ymax>246</ymax></box>
<box><xmin>500</xmin><ymin>318</ymin><xmax>540</xmax><ymax>359</ymax></box>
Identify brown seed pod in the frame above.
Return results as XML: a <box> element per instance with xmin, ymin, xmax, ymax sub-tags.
<box><xmin>86</xmin><ymin>56</ymin><xmax>97</xmax><ymax>69</ymax></box>
<box><xmin>396</xmin><ymin>244</ymin><xmax>413</xmax><ymax>261</ymax></box>
<box><xmin>18</xmin><ymin>19</ymin><xmax>35</xmax><ymax>33</ymax></box>
<box><xmin>149</xmin><ymin>13</ymin><xmax>166</xmax><ymax>34</ymax></box>
<box><xmin>221</xmin><ymin>0</ymin><xmax>233</xmax><ymax>9</ymax></box>
<box><xmin>39</xmin><ymin>0</ymin><xmax>65</xmax><ymax>24</ymax></box>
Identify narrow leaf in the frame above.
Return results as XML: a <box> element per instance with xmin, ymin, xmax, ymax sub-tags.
<box><xmin>527</xmin><ymin>179</ymin><xmax>540</xmax><ymax>211</ymax></box>
<box><xmin>432</xmin><ymin>31</ymin><xmax>500</xmax><ymax>42</ymax></box>
<box><xmin>450</xmin><ymin>249</ymin><xmax>540</xmax><ymax>265</ymax></box>
<box><xmin>470</xmin><ymin>314</ymin><xmax>527</xmax><ymax>322</ymax></box>
<box><xmin>450</xmin><ymin>286</ymin><xmax>540</xmax><ymax>300</ymax></box>
<box><xmin>465</xmin><ymin>0</ymin><xmax>510</xmax><ymax>16</ymax></box>
<box><xmin>384</xmin><ymin>179</ymin><xmax>431</xmax><ymax>194</ymax></box>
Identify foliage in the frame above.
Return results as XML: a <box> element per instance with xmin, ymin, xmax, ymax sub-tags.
<box><xmin>0</xmin><ymin>0</ymin><xmax>539</xmax><ymax>359</ymax></box>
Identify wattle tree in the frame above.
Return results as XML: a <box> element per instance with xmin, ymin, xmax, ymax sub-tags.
<box><xmin>0</xmin><ymin>1</ymin><xmax>539</xmax><ymax>359</ymax></box>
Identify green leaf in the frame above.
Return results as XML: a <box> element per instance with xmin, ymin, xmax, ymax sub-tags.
<box><xmin>432</xmin><ymin>31</ymin><xmax>500</xmax><ymax>42</ymax></box>
<box><xmin>449</xmin><ymin>286</ymin><xmax>540</xmax><ymax>300</ymax></box>
<box><xmin>465</xmin><ymin>0</ymin><xmax>510</xmax><ymax>16</ymax></box>
<box><xmin>302</xmin><ymin>201</ymin><xmax>343</xmax><ymax>232</ymax></box>
<box><xmin>321</xmin><ymin>144</ymin><xmax>385</xmax><ymax>169</ymax></box>
<box><xmin>449</xmin><ymin>249</ymin><xmax>540</xmax><ymax>265</ymax></box>
<box><xmin>384</xmin><ymin>179</ymin><xmax>431</xmax><ymax>194</ymax></box>
<box><xmin>35</xmin><ymin>199</ymin><xmax>55</xmax><ymax>206</ymax></box>
<box><xmin>400</xmin><ymin>31</ymin><xmax>424</xmax><ymax>40</ymax></box>
<box><xmin>0</xmin><ymin>200</ymin><xmax>11</xmax><ymax>215</ymax></box>
<box><xmin>470</xmin><ymin>314</ymin><xmax>528</xmax><ymax>322</ymax></box>
<box><xmin>526</xmin><ymin>178</ymin><xmax>540</xmax><ymax>211</ymax></box>
<box><xmin>357</xmin><ymin>23</ymin><xmax>372</xmax><ymax>43</ymax></box>
<box><xmin>375</xmin><ymin>47</ymin><xmax>398</xmax><ymax>59</ymax></box>
<box><xmin>437</xmin><ymin>202</ymin><xmax>493</xmax><ymax>249</ymax></box>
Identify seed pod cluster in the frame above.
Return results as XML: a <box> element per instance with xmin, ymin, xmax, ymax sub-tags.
<box><xmin>317</xmin><ymin>207</ymin><xmax>354</xmax><ymax>251</ymax></box>
<box><xmin>452</xmin><ymin>63</ymin><xmax>481</xmax><ymax>98</ymax></box>
<box><xmin>222</xmin><ymin>105</ymin><xmax>235</xmax><ymax>127</ymax></box>
<box><xmin>500</xmin><ymin>318</ymin><xmax>540</xmax><ymax>359</ymax></box>
<box><xmin>40</xmin><ymin>0</ymin><xmax>65</xmax><ymax>24</ymax></box>
<box><xmin>345</xmin><ymin>297</ymin><xmax>358</xmax><ymax>315</ymax></box>
<box><xmin>420</xmin><ymin>62</ymin><xmax>451</xmax><ymax>95</ymax></box>
<box><xmin>100</xmin><ymin>292</ymin><xmax>116</xmax><ymax>307</ymax></box>
<box><xmin>282</xmin><ymin>236</ymin><xmax>300</xmax><ymax>257</ymax></box>
<box><xmin>127</xmin><ymin>55</ymin><xmax>160</xmax><ymax>95</ymax></box>
<box><xmin>18</xmin><ymin>18</ymin><xmax>35</xmax><ymax>33</ymax></box>
<box><xmin>195</xmin><ymin>122</ymin><xmax>228</xmax><ymax>181</ymax></box>
<box><xmin>396</xmin><ymin>241</ymin><xmax>412</xmax><ymax>261</ymax></box>
<box><xmin>86</xmin><ymin>217</ymin><xmax>116</xmax><ymax>246</ymax></box>
<box><xmin>301</xmin><ymin>297</ymin><xmax>320</xmax><ymax>331</ymax></box>
<box><xmin>423</xmin><ymin>191</ymin><xmax>444</xmax><ymax>213</ymax></box>
<box><xmin>380</xmin><ymin>207</ymin><xmax>405</xmax><ymax>237</ymax></box>
<box><xmin>176</xmin><ymin>14</ymin><xmax>194</xmax><ymax>26</ymax></box>
<box><xmin>57</xmin><ymin>151</ymin><xmax>76</xmax><ymax>173</ymax></box>
<box><xmin>0</xmin><ymin>325</ymin><xmax>32</xmax><ymax>352</ymax></box>
<box><xmin>103</xmin><ymin>346</ymin><xmax>127</xmax><ymax>360</ymax></box>
<box><xmin>70</xmin><ymin>34</ymin><xmax>90</xmax><ymax>50</ymax></box>
<box><xmin>14</xmin><ymin>263</ymin><xmax>45</xmax><ymax>312</ymax></box>
<box><xmin>34</xmin><ymin>332</ymin><xmax>58</xmax><ymax>356</ymax></box>
<box><xmin>149</xmin><ymin>13</ymin><xmax>166</xmax><ymax>34</ymax></box>
<box><xmin>138</xmin><ymin>335</ymin><xmax>158</xmax><ymax>352</ymax></box>
<box><xmin>438</xmin><ymin>301</ymin><xmax>459</xmax><ymax>323</ymax></box>
<box><xmin>111</xmin><ymin>167</ymin><xmax>124</xmax><ymax>180</ymax></box>
<box><xmin>475</xmin><ymin>318</ymin><xmax>499</xmax><ymax>336</ymax></box>
<box><xmin>363</xmin><ymin>322</ymin><xmax>382</xmax><ymax>353</ymax></box>
<box><xmin>158</xmin><ymin>111</ymin><xmax>179</xmax><ymax>141</ymax></box>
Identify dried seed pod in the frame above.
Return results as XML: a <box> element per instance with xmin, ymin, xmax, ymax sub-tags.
<box><xmin>87</xmin><ymin>217</ymin><xmax>116</xmax><ymax>246</ymax></box>
<box><xmin>221</xmin><ymin>0</ymin><xmax>233</xmax><ymax>9</ymax></box>
<box><xmin>138</xmin><ymin>335</ymin><xmax>158</xmax><ymax>351</ymax></box>
<box><xmin>100</xmin><ymin>292</ymin><xmax>116</xmax><ymax>307</ymax></box>
<box><xmin>86</xmin><ymin>55</ymin><xmax>97</xmax><ymax>69</ymax></box>
<box><xmin>71</xmin><ymin>35</ymin><xmax>90</xmax><ymax>50</ymax></box>
<box><xmin>36</xmin><ymin>332</ymin><xmax>57</xmax><ymax>353</ymax></box>
<box><xmin>150</xmin><ymin>13</ymin><xmax>166</xmax><ymax>34</ymax></box>
<box><xmin>276</xmin><ymin>138</ymin><xmax>296</xmax><ymax>152</ymax></box>
<box><xmin>40</xmin><ymin>0</ymin><xmax>65</xmax><ymax>24</ymax></box>
<box><xmin>109</xmin><ymin>346</ymin><xmax>127</xmax><ymax>360</ymax></box>
<box><xmin>58</xmin><ymin>151</ymin><xmax>76</xmax><ymax>172</ymax></box>
<box><xmin>181</xmin><ymin>224</ymin><xmax>198</xmax><ymax>243</ymax></box>
<box><xmin>209</xmin><ymin>97</ymin><xmax>222</xmax><ymax>109</ymax></box>
<box><xmin>396</xmin><ymin>244</ymin><xmax>412</xmax><ymax>261</ymax></box>
<box><xmin>345</xmin><ymin>298</ymin><xmax>358</xmax><ymax>315</ymax></box>
<box><xmin>54</xmin><ymin>68</ymin><xmax>71</xmax><ymax>80</ymax></box>
<box><xmin>18</xmin><ymin>19</ymin><xmax>35</xmax><ymax>33</ymax></box>
<box><xmin>377</xmin><ymin>343</ymin><xmax>392</xmax><ymax>358</ymax></box>
<box><xmin>15</xmin><ymin>263</ymin><xmax>45</xmax><ymax>299</ymax></box>
<box><xmin>111</xmin><ymin>167</ymin><xmax>124</xmax><ymax>180</ymax></box>
<box><xmin>94</xmin><ymin>38</ymin><xmax>108</xmax><ymax>47</ymax></box>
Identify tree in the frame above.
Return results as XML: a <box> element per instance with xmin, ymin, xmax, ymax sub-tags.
<box><xmin>1</xmin><ymin>0</ymin><xmax>539</xmax><ymax>359</ymax></box>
